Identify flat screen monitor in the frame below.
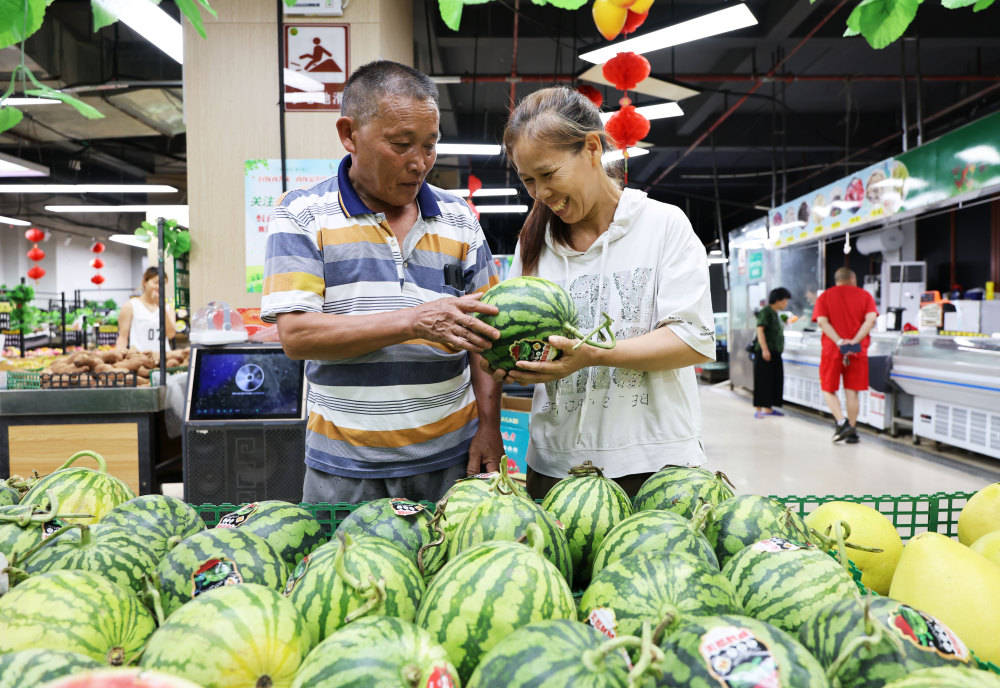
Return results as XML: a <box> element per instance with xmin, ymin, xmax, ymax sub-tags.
<box><xmin>185</xmin><ymin>346</ymin><xmax>306</xmax><ymax>422</ymax></box>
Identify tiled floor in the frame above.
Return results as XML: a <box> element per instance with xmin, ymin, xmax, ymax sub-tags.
<box><xmin>700</xmin><ymin>381</ymin><xmax>1000</xmax><ymax>498</ymax></box>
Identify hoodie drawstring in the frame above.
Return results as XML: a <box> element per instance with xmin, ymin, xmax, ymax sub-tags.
<box><xmin>575</xmin><ymin>232</ymin><xmax>612</xmax><ymax>445</ymax></box>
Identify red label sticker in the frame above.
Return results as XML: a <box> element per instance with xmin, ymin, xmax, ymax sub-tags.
<box><xmin>426</xmin><ymin>666</ymin><xmax>456</xmax><ymax>688</ymax></box>
<box><xmin>191</xmin><ymin>558</ymin><xmax>243</xmax><ymax>597</ymax></box>
<box><xmin>751</xmin><ymin>537</ymin><xmax>801</xmax><ymax>554</ymax></box>
<box><xmin>217</xmin><ymin>503</ymin><xmax>258</xmax><ymax>528</ymax></box>
<box><xmin>889</xmin><ymin>605</ymin><xmax>970</xmax><ymax>662</ymax></box>
<box><xmin>283</xmin><ymin>555</ymin><xmax>311</xmax><ymax>596</ymax></box>
<box><xmin>699</xmin><ymin>626</ymin><xmax>780</xmax><ymax>688</ymax></box>
<box><xmin>587</xmin><ymin>608</ymin><xmax>632</xmax><ymax>669</ymax></box>
<box><xmin>390</xmin><ymin>498</ymin><xmax>425</xmax><ymax>517</ymax></box>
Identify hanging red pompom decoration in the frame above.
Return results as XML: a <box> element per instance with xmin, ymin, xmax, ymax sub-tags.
<box><xmin>27</xmin><ymin>245</ymin><xmax>45</xmax><ymax>261</ymax></box>
<box><xmin>623</xmin><ymin>9</ymin><xmax>649</xmax><ymax>34</ymax></box>
<box><xmin>576</xmin><ymin>84</ymin><xmax>603</xmax><ymax>109</ymax></box>
<box><xmin>602</xmin><ymin>52</ymin><xmax>651</xmax><ymax>92</ymax></box>
<box><xmin>27</xmin><ymin>265</ymin><xmax>45</xmax><ymax>281</ymax></box>
<box><xmin>90</xmin><ymin>274</ymin><xmax>105</xmax><ymax>285</ymax></box>
<box><xmin>604</xmin><ymin>98</ymin><xmax>650</xmax><ymax>150</ymax></box>
<box><xmin>90</xmin><ymin>257</ymin><xmax>105</xmax><ymax>269</ymax></box>
<box><xmin>91</xmin><ymin>241</ymin><xmax>106</xmax><ymax>254</ymax></box>
<box><xmin>465</xmin><ymin>173</ymin><xmax>483</xmax><ymax>221</ymax></box>
<box><xmin>24</xmin><ymin>227</ymin><xmax>44</xmax><ymax>243</ymax></box>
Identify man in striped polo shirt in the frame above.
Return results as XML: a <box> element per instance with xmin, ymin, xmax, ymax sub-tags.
<box><xmin>261</xmin><ymin>61</ymin><xmax>504</xmax><ymax>503</ymax></box>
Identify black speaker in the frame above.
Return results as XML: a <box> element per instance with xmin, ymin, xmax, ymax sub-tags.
<box><xmin>182</xmin><ymin>422</ymin><xmax>307</xmax><ymax>504</ymax></box>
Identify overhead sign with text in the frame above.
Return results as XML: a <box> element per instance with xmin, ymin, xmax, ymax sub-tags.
<box><xmin>283</xmin><ymin>23</ymin><xmax>348</xmax><ymax>111</ymax></box>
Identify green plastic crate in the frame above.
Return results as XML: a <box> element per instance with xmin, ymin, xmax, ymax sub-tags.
<box><xmin>1</xmin><ymin>370</ymin><xmax>42</xmax><ymax>390</ymax></box>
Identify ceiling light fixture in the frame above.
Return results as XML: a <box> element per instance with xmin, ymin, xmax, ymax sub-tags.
<box><xmin>93</xmin><ymin>0</ymin><xmax>183</xmax><ymax>64</ymax></box>
<box><xmin>600</xmin><ymin>102</ymin><xmax>683</xmax><ymax>124</ymax></box>
<box><xmin>110</xmin><ymin>234</ymin><xmax>153</xmax><ymax>249</ymax></box>
<box><xmin>1</xmin><ymin>97</ymin><xmax>60</xmax><ymax>106</ymax></box>
<box><xmin>0</xmin><ymin>215</ymin><xmax>31</xmax><ymax>226</ymax></box>
<box><xmin>579</xmin><ymin>4</ymin><xmax>758</xmax><ymax>64</ymax></box>
<box><xmin>0</xmin><ymin>153</ymin><xmax>50</xmax><ymax>178</ymax></box>
<box><xmin>0</xmin><ymin>184</ymin><xmax>177</xmax><ymax>193</ymax></box>
<box><xmin>476</xmin><ymin>205</ymin><xmax>529</xmax><ymax>214</ymax></box>
<box><xmin>602</xmin><ymin>147</ymin><xmax>650</xmax><ymax>163</ymax></box>
<box><xmin>436</xmin><ymin>143</ymin><xmax>502</xmax><ymax>156</ymax></box>
<box><xmin>45</xmin><ymin>204</ymin><xmax>189</xmax><ymax>213</ymax></box>
<box><xmin>430</xmin><ymin>76</ymin><xmax>463</xmax><ymax>84</ymax></box>
<box><xmin>447</xmin><ymin>188</ymin><xmax>518</xmax><ymax>198</ymax></box>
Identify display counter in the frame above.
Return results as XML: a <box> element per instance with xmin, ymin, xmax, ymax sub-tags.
<box><xmin>0</xmin><ymin>386</ymin><xmax>166</xmax><ymax>494</ymax></box>
<box><xmin>890</xmin><ymin>334</ymin><xmax>1000</xmax><ymax>459</ymax></box>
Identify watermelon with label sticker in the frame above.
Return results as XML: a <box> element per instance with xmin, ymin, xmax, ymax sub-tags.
<box><xmin>334</xmin><ymin>497</ymin><xmax>446</xmax><ymax>578</ymax></box>
<box><xmin>214</xmin><ymin>500</ymin><xmax>324</xmax><ymax>569</ymax></box>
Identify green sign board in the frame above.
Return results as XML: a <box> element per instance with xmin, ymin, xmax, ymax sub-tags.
<box><xmin>748</xmin><ymin>251</ymin><xmax>764</xmax><ymax>281</ymax></box>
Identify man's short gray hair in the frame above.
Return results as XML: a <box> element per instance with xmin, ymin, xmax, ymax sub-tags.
<box><xmin>341</xmin><ymin>60</ymin><xmax>439</xmax><ymax>126</ymax></box>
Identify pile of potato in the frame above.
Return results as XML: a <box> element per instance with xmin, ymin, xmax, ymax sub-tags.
<box><xmin>42</xmin><ymin>348</ymin><xmax>190</xmax><ymax>388</ymax></box>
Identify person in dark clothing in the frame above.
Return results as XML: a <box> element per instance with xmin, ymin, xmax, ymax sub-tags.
<box><xmin>754</xmin><ymin>287</ymin><xmax>791</xmax><ymax>418</ymax></box>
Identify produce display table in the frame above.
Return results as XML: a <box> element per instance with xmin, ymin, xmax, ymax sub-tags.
<box><xmin>0</xmin><ymin>386</ymin><xmax>166</xmax><ymax>495</ymax></box>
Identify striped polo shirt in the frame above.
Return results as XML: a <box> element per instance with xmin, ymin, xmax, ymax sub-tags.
<box><xmin>261</xmin><ymin>156</ymin><xmax>499</xmax><ymax>479</ymax></box>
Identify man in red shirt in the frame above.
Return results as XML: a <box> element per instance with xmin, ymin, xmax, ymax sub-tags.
<box><xmin>813</xmin><ymin>267</ymin><xmax>878</xmax><ymax>443</ymax></box>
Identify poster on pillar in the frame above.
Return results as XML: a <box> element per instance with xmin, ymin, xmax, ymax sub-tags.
<box><xmin>284</xmin><ymin>23</ymin><xmax>348</xmax><ymax>111</ymax></box>
<box><xmin>244</xmin><ymin>158</ymin><xmax>340</xmax><ymax>293</ymax></box>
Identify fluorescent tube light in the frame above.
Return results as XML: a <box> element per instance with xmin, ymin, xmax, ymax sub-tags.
<box><xmin>579</xmin><ymin>65</ymin><xmax>700</xmax><ymax>102</ymax></box>
<box><xmin>579</xmin><ymin>4</ymin><xmax>758</xmax><ymax>64</ymax></box>
<box><xmin>110</xmin><ymin>234</ymin><xmax>152</xmax><ymax>249</ymax></box>
<box><xmin>0</xmin><ymin>153</ymin><xmax>49</xmax><ymax>178</ymax></box>
<box><xmin>284</xmin><ymin>91</ymin><xmax>330</xmax><ymax>104</ymax></box>
<box><xmin>93</xmin><ymin>0</ymin><xmax>183</xmax><ymax>64</ymax></box>
<box><xmin>0</xmin><ymin>215</ymin><xmax>31</xmax><ymax>226</ymax></box>
<box><xmin>1</xmin><ymin>97</ymin><xmax>60</xmax><ymax>106</ymax></box>
<box><xmin>476</xmin><ymin>205</ymin><xmax>528</xmax><ymax>214</ymax></box>
<box><xmin>602</xmin><ymin>147</ymin><xmax>649</xmax><ymax>163</ymax></box>
<box><xmin>708</xmin><ymin>255</ymin><xmax>729</xmax><ymax>264</ymax></box>
<box><xmin>0</xmin><ymin>184</ymin><xmax>177</xmax><ymax>193</ymax></box>
<box><xmin>436</xmin><ymin>143</ymin><xmax>502</xmax><ymax>156</ymax></box>
<box><xmin>46</xmin><ymin>204</ymin><xmax>189</xmax><ymax>213</ymax></box>
<box><xmin>448</xmin><ymin>188</ymin><xmax>518</xmax><ymax>198</ymax></box>
<box><xmin>431</xmin><ymin>76</ymin><xmax>463</xmax><ymax>84</ymax></box>
<box><xmin>283</xmin><ymin>68</ymin><xmax>325</xmax><ymax>93</ymax></box>
<box><xmin>600</xmin><ymin>102</ymin><xmax>683</xmax><ymax>124</ymax></box>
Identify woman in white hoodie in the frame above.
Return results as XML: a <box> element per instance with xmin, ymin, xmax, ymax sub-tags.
<box><xmin>493</xmin><ymin>87</ymin><xmax>717</xmax><ymax>500</ymax></box>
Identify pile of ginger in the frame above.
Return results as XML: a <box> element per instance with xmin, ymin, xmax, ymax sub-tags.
<box><xmin>42</xmin><ymin>348</ymin><xmax>190</xmax><ymax>387</ymax></box>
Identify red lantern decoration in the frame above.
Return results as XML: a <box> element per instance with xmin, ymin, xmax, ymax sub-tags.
<box><xmin>90</xmin><ymin>257</ymin><xmax>105</xmax><ymax>269</ymax></box>
<box><xmin>27</xmin><ymin>246</ymin><xmax>45</xmax><ymax>261</ymax></box>
<box><xmin>90</xmin><ymin>274</ymin><xmax>105</xmax><ymax>286</ymax></box>
<box><xmin>465</xmin><ymin>173</ymin><xmax>483</xmax><ymax>221</ymax></box>
<box><xmin>24</xmin><ymin>227</ymin><xmax>43</xmax><ymax>243</ymax></box>
<box><xmin>605</xmin><ymin>97</ymin><xmax>650</xmax><ymax>151</ymax></box>
<box><xmin>91</xmin><ymin>241</ymin><xmax>106</xmax><ymax>254</ymax></box>
<box><xmin>623</xmin><ymin>9</ymin><xmax>648</xmax><ymax>34</ymax></box>
<box><xmin>602</xmin><ymin>52</ymin><xmax>651</xmax><ymax>92</ymax></box>
<box><xmin>27</xmin><ymin>265</ymin><xmax>45</xmax><ymax>281</ymax></box>
<box><xmin>576</xmin><ymin>84</ymin><xmax>603</xmax><ymax>109</ymax></box>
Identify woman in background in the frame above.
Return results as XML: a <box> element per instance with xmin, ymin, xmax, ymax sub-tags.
<box><xmin>753</xmin><ymin>287</ymin><xmax>791</xmax><ymax>418</ymax></box>
<box><xmin>115</xmin><ymin>266</ymin><xmax>176</xmax><ymax>352</ymax></box>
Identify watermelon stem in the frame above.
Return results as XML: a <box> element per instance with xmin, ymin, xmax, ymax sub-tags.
<box><xmin>569</xmin><ymin>461</ymin><xmax>604</xmax><ymax>478</ymax></box>
<box><xmin>0</xmin><ymin>492</ymin><xmax>91</xmax><ymax>526</ymax></box>
<box><xmin>715</xmin><ymin>470</ymin><xmax>736</xmax><ymax>491</ymax></box>
<box><xmin>629</xmin><ymin>622</ymin><xmax>666</xmax><ymax>687</ymax></box>
<box><xmin>650</xmin><ymin>612</ymin><xmax>677</xmax><ymax>646</ymax></box>
<box><xmin>515</xmin><ymin>522</ymin><xmax>546</xmax><ymax>556</ymax></box>
<box><xmin>344</xmin><ymin>574</ymin><xmax>387</xmax><ymax>623</ymax></box>
<box><xmin>825</xmin><ymin>600</ymin><xmax>904</xmax><ymax>683</ymax></box>
<box><xmin>417</xmin><ymin>509</ymin><xmax>446</xmax><ymax>577</ymax></box>
<box><xmin>689</xmin><ymin>501</ymin><xmax>713</xmax><ymax>534</ymax></box>
<box><xmin>569</xmin><ymin>312</ymin><xmax>616</xmax><ymax>351</ymax></box>
<box><xmin>57</xmin><ymin>450</ymin><xmax>108</xmax><ymax>474</ymax></box>
<box><xmin>490</xmin><ymin>454</ymin><xmax>519</xmax><ymax>496</ymax></box>
<box><xmin>145</xmin><ymin>576</ymin><xmax>167</xmax><ymax>626</ymax></box>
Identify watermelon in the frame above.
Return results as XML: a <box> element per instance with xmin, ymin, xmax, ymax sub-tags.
<box><xmin>0</xmin><ymin>569</ymin><xmax>156</xmax><ymax>665</ymax></box>
<box><xmin>0</xmin><ymin>482</ymin><xmax>19</xmax><ymax>506</ymax></box>
<box><xmin>452</xmin><ymin>488</ymin><xmax>573</xmax><ymax>582</ymax></box>
<box><xmin>438</xmin><ymin>470</ymin><xmax>528</xmax><ymax>545</ymax></box>
<box><xmin>580</xmin><ymin>550</ymin><xmax>740</xmax><ymax>639</ymax></box>
<box><xmin>704</xmin><ymin>495</ymin><xmax>812</xmax><ymax>567</ymax></box>
<box><xmin>214</xmin><ymin>500</ymin><xmax>324</xmax><ymax>568</ymax></box>
<box><xmin>723</xmin><ymin>537</ymin><xmax>858</xmax><ymax>634</ymax></box>
<box><xmin>591</xmin><ymin>509</ymin><xmax>719</xmax><ymax>577</ymax></box>
<box><xmin>20</xmin><ymin>451</ymin><xmax>134</xmax><ymax>524</ymax></box>
<box><xmin>475</xmin><ymin>276</ymin><xmax>616</xmax><ymax>371</ymax></box>
<box><xmin>416</xmin><ymin>532</ymin><xmax>577</xmax><ymax>682</ymax></box>
<box><xmin>467</xmin><ymin>619</ymin><xmax>638</xmax><ymax>688</ymax></box>
<box><xmin>633</xmin><ymin>465</ymin><xmax>735</xmax><ymax>518</ymax></box>
<box><xmin>799</xmin><ymin>596</ymin><xmax>974</xmax><ymax>688</ymax></box>
<box><xmin>284</xmin><ymin>533</ymin><xmax>425</xmax><ymax>644</ymax></box>
<box><xmin>100</xmin><ymin>494</ymin><xmax>204</xmax><ymax>561</ymax></box>
<box><xmin>540</xmin><ymin>460</ymin><xmax>633</xmax><ymax>587</ymax></box>
<box><xmin>0</xmin><ymin>503</ymin><xmax>66</xmax><ymax>565</ymax></box>
<box><xmin>140</xmin><ymin>583</ymin><xmax>311</xmax><ymax>688</ymax></box>
<box><xmin>0</xmin><ymin>649</ymin><xmax>102</xmax><ymax>688</ymax></box>
<box><xmin>334</xmin><ymin>497</ymin><xmax>446</xmax><ymax>577</ymax></box>
<box><xmin>290</xmin><ymin>616</ymin><xmax>459</xmax><ymax>688</ymax></box>
<box><xmin>882</xmin><ymin>666</ymin><xmax>1000</xmax><ymax>688</ymax></box>
<box><xmin>23</xmin><ymin>522</ymin><xmax>159</xmax><ymax>597</ymax></box>
<box><xmin>37</xmin><ymin>669</ymin><xmax>205</xmax><ymax>688</ymax></box>
<box><xmin>154</xmin><ymin>527</ymin><xmax>287</xmax><ymax>616</ymax></box>
<box><xmin>656</xmin><ymin>614</ymin><xmax>830</xmax><ymax>688</ymax></box>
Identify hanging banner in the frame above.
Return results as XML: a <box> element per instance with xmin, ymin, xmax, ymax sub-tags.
<box><xmin>769</xmin><ymin>111</ymin><xmax>1000</xmax><ymax>249</ymax></box>
<box><xmin>244</xmin><ymin>158</ymin><xmax>340</xmax><ymax>293</ymax></box>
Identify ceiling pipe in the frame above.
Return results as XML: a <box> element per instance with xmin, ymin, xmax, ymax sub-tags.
<box><xmin>436</xmin><ymin>73</ymin><xmax>1000</xmax><ymax>84</ymax></box>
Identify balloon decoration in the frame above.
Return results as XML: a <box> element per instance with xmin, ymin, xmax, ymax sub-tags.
<box><xmin>24</xmin><ymin>227</ymin><xmax>46</xmax><ymax>282</ymax></box>
<box><xmin>91</xmin><ymin>240</ymin><xmax>106</xmax><ymax>289</ymax></box>
<box><xmin>576</xmin><ymin>84</ymin><xmax>603</xmax><ymax>109</ymax></box>
<box><xmin>593</xmin><ymin>0</ymin><xmax>654</xmax><ymax>41</ymax></box>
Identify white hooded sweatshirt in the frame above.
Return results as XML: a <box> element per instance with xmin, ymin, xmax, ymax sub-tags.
<box><xmin>510</xmin><ymin>187</ymin><xmax>715</xmax><ymax>479</ymax></box>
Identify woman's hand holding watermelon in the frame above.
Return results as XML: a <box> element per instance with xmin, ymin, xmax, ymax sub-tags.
<box><xmin>504</xmin><ymin>334</ymin><xmax>594</xmax><ymax>384</ymax></box>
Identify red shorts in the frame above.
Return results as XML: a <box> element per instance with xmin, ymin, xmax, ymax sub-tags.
<box><xmin>820</xmin><ymin>350</ymin><xmax>869</xmax><ymax>393</ymax></box>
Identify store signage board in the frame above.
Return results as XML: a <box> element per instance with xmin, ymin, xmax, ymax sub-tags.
<box><xmin>747</xmin><ymin>251</ymin><xmax>764</xmax><ymax>281</ymax></box>
<box><xmin>244</xmin><ymin>159</ymin><xmax>340</xmax><ymax>293</ymax></box>
<box><xmin>283</xmin><ymin>0</ymin><xmax>344</xmax><ymax>15</ymax></box>
<box><xmin>283</xmin><ymin>24</ymin><xmax>348</xmax><ymax>111</ymax></box>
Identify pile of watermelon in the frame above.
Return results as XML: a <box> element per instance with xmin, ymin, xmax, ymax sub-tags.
<box><xmin>2</xmin><ymin>452</ymin><xmax>1000</xmax><ymax>688</ymax></box>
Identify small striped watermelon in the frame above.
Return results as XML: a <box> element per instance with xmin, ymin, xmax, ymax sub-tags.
<box><xmin>416</xmin><ymin>533</ymin><xmax>577</xmax><ymax>682</ymax></box>
<box><xmin>656</xmin><ymin>614</ymin><xmax>829</xmax><ymax>688</ymax></box>
<box><xmin>140</xmin><ymin>583</ymin><xmax>311</xmax><ymax>688</ymax></box>
<box><xmin>438</xmin><ymin>470</ymin><xmax>527</xmax><ymax>546</ymax></box>
<box><xmin>37</xmin><ymin>669</ymin><xmax>205</xmax><ymax>688</ymax></box>
<box><xmin>21</xmin><ymin>451</ymin><xmax>134</xmax><ymax>524</ymax></box>
<box><xmin>334</xmin><ymin>497</ymin><xmax>446</xmax><ymax>578</ymax></box>
<box><xmin>591</xmin><ymin>509</ymin><xmax>719</xmax><ymax>577</ymax></box>
<box><xmin>23</xmin><ymin>523</ymin><xmax>159</xmax><ymax>596</ymax></box>
<box><xmin>633</xmin><ymin>465</ymin><xmax>735</xmax><ymax>518</ymax></box>
<box><xmin>722</xmin><ymin>537</ymin><xmax>858</xmax><ymax>634</ymax></box>
<box><xmin>284</xmin><ymin>533</ymin><xmax>425</xmax><ymax>645</ymax></box>
<box><xmin>540</xmin><ymin>460</ymin><xmax>633</xmax><ymax>587</ymax></box>
<box><xmin>704</xmin><ymin>494</ymin><xmax>812</xmax><ymax>567</ymax></box>
<box><xmin>580</xmin><ymin>550</ymin><xmax>740</xmax><ymax>640</ymax></box>
<box><xmin>452</xmin><ymin>489</ymin><xmax>573</xmax><ymax>582</ymax></box>
<box><xmin>0</xmin><ymin>503</ymin><xmax>65</xmax><ymax>565</ymax></box>
<box><xmin>0</xmin><ymin>483</ymin><xmax>18</xmax><ymax>506</ymax></box>
<box><xmin>214</xmin><ymin>500</ymin><xmax>324</xmax><ymax>568</ymax></box>
<box><xmin>290</xmin><ymin>616</ymin><xmax>459</xmax><ymax>688</ymax></box>
<box><xmin>798</xmin><ymin>596</ymin><xmax>974</xmax><ymax>688</ymax></box>
<box><xmin>100</xmin><ymin>494</ymin><xmax>204</xmax><ymax>561</ymax></box>
<box><xmin>882</xmin><ymin>666</ymin><xmax>1000</xmax><ymax>688</ymax></box>
<box><xmin>155</xmin><ymin>527</ymin><xmax>287</xmax><ymax>616</ymax></box>
<box><xmin>0</xmin><ymin>649</ymin><xmax>102</xmax><ymax>688</ymax></box>
<box><xmin>0</xmin><ymin>569</ymin><xmax>155</xmax><ymax>665</ymax></box>
<box><xmin>467</xmin><ymin>619</ymin><xmax>637</xmax><ymax>688</ymax></box>
<box><xmin>475</xmin><ymin>276</ymin><xmax>616</xmax><ymax>371</ymax></box>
